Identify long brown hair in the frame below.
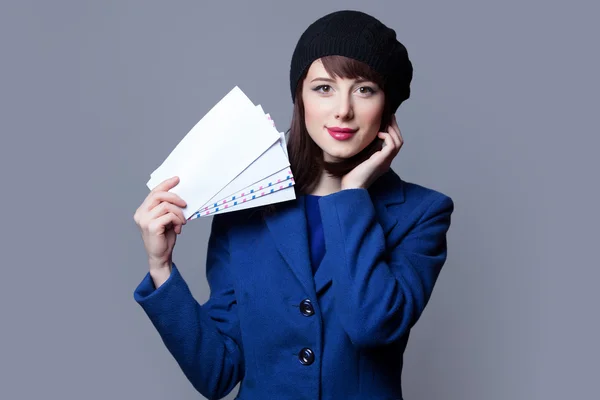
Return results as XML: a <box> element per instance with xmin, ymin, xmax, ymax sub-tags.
<box><xmin>287</xmin><ymin>55</ymin><xmax>394</xmax><ymax>194</ymax></box>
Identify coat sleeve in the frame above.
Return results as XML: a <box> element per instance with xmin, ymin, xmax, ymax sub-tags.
<box><xmin>133</xmin><ymin>214</ymin><xmax>243</xmax><ymax>399</ymax></box>
<box><xmin>318</xmin><ymin>188</ymin><xmax>454</xmax><ymax>349</ymax></box>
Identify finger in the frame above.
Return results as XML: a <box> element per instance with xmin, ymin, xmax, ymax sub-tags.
<box><xmin>391</xmin><ymin>115</ymin><xmax>403</xmax><ymax>148</ymax></box>
<box><xmin>148</xmin><ymin>212</ymin><xmax>182</xmax><ymax>236</ymax></box>
<box><xmin>144</xmin><ymin>191</ymin><xmax>187</xmax><ymax>213</ymax></box>
<box><xmin>377</xmin><ymin>132</ymin><xmax>396</xmax><ymax>157</ymax></box>
<box><xmin>148</xmin><ymin>201</ymin><xmax>187</xmax><ymax>227</ymax></box>
<box><xmin>159</xmin><ymin>202</ymin><xmax>187</xmax><ymax>227</ymax></box>
<box><xmin>151</xmin><ymin>176</ymin><xmax>180</xmax><ymax>194</ymax></box>
<box><xmin>386</xmin><ymin>115</ymin><xmax>401</xmax><ymax>148</ymax></box>
<box><xmin>142</xmin><ymin>179</ymin><xmax>177</xmax><ymax>211</ymax></box>
<box><xmin>162</xmin><ymin>212</ymin><xmax>184</xmax><ymax>235</ymax></box>
<box><xmin>385</xmin><ymin>115</ymin><xmax>400</xmax><ymax>147</ymax></box>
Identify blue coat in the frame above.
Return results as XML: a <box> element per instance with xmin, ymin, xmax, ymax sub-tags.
<box><xmin>134</xmin><ymin>169</ymin><xmax>454</xmax><ymax>400</ymax></box>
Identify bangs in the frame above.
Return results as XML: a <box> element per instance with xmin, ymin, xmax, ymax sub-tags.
<box><xmin>320</xmin><ymin>55</ymin><xmax>385</xmax><ymax>88</ymax></box>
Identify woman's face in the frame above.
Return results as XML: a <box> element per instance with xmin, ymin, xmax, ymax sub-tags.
<box><xmin>301</xmin><ymin>59</ymin><xmax>386</xmax><ymax>162</ymax></box>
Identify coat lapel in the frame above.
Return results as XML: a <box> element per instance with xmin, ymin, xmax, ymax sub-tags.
<box><xmin>313</xmin><ymin>169</ymin><xmax>406</xmax><ymax>295</ymax></box>
<box><xmin>263</xmin><ymin>195</ymin><xmax>316</xmax><ymax>297</ymax></box>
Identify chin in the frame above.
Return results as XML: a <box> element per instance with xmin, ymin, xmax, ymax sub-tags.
<box><xmin>322</xmin><ymin>144</ymin><xmax>362</xmax><ymax>161</ymax></box>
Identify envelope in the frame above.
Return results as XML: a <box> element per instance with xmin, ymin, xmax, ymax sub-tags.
<box><xmin>147</xmin><ymin>86</ymin><xmax>296</xmax><ymax>220</ymax></box>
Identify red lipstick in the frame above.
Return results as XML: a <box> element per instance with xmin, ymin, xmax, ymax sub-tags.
<box><xmin>326</xmin><ymin>127</ymin><xmax>358</xmax><ymax>141</ymax></box>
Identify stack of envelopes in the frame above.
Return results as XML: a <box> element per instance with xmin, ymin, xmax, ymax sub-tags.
<box><xmin>147</xmin><ymin>86</ymin><xmax>296</xmax><ymax>221</ymax></box>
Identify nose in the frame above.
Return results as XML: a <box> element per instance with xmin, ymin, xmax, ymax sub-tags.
<box><xmin>335</xmin><ymin>93</ymin><xmax>353</xmax><ymax>120</ymax></box>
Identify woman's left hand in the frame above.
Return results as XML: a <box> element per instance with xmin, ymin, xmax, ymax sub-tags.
<box><xmin>341</xmin><ymin>114</ymin><xmax>404</xmax><ymax>190</ymax></box>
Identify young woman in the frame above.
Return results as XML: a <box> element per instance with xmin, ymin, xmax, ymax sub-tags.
<box><xmin>133</xmin><ymin>10</ymin><xmax>454</xmax><ymax>400</ymax></box>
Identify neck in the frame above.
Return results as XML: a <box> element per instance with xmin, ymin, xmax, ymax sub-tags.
<box><xmin>308</xmin><ymin>169</ymin><xmax>342</xmax><ymax>196</ymax></box>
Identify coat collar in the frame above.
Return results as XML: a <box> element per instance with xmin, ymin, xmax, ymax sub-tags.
<box><xmin>263</xmin><ymin>193</ymin><xmax>316</xmax><ymax>297</ymax></box>
<box><xmin>263</xmin><ymin>169</ymin><xmax>405</xmax><ymax>296</ymax></box>
<box><xmin>367</xmin><ymin>168</ymin><xmax>405</xmax><ymax>207</ymax></box>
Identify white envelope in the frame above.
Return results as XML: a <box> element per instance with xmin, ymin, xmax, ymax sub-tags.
<box><xmin>200</xmin><ymin>138</ymin><xmax>290</xmax><ymax>210</ymax></box>
<box><xmin>190</xmin><ymin>186</ymin><xmax>297</xmax><ymax>218</ymax></box>
<box><xmin>146</xmin><ymin>86</ymin><xmax>281</xmax><ymax>220</ymax></box>
<box><xmin>196</xmin><ymin>167</ymin><xmax>294</xmax><ymax>215</ymax></box>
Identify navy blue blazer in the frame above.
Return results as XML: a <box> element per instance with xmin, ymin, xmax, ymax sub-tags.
<box><xmin>134</xmin><ymin>169</ymin><xmax>454</xmax><ymax>400</ymax></box>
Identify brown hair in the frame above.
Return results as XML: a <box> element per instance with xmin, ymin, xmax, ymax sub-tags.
<box><xmin>287</xmin><ymin>55</ymin><xmax>394</xmax><ymax>194</ymax></box>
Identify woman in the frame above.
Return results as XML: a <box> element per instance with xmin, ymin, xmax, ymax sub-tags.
<box><xmin>133</xmin><ymin>10</ymin><xmax>454</xmax><ymax>400</ymax></box>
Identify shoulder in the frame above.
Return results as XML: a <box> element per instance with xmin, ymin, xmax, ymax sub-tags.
<box><xmin>371</xmin><ymin>168</ymin><xmax>454</xmax><ymax>219</ymax></box>
<box><xmin>403</xmin><ymin>180</ymin><xmax>453</xmax><ymax>209</ymax></box>
<box><xmin>210</xmin><ymin>206</ymin><xmax>270</xmax><ymax>238</ymax></box>
<box><xmin>211</xmin><ymin>207</ymin><xmax>259</xmax><ymax>227</ymax></box>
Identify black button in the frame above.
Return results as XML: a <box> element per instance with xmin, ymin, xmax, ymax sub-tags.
<box><xmin>298</xmin><ymin>348</ymin><xmax>315</xmax><ymax>365</ymax></box>
<box><xmin>299</xmin><ymin>299</ymin><xmax>314</xmax><ymax>317</ymax></box>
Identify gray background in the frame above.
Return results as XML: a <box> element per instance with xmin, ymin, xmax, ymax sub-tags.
<box><xmin>1</xmin><ymin>0</ymin><xmax>598</xmax><ymax>399</ymax></box>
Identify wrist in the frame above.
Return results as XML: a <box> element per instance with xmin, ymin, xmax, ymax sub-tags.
<box><xmin>149</xmin><ymin>264</ymin><xmax>172</xmax><ymax>288</ymax></box>
<box><xmin>148</xmin><ymin>257</ymin><xmax>171</xmax><ymax>270</ymax></box>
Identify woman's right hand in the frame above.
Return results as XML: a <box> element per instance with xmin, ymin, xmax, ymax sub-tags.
<box><xmin>133</xmin><ymin>176</ymin><xmax>188</xmax><ymax>271</ymax></box>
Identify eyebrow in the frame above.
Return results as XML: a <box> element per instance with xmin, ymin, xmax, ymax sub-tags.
<box><xmin>310</xmin><ymin>77</ymin><xmax>373</xmax><ymax>84</ymax></box>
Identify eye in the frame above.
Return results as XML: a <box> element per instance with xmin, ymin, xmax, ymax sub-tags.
<box><xmin>313</xmin><ymin>85</ymin><xmax>332</xmax><ymax>93</ymax></box>
<box><xmin>357</xmin><ymin>86</ymin><xmax>376</xmax><ymax>94</ymax></box>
